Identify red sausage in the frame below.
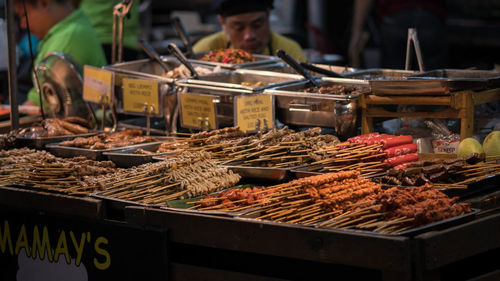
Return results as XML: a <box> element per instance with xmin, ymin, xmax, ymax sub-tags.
<box><xmin>384</xmin><ymin>153</ymin><xmax>419</xmax><ymax>168</ymax></box>
<box><xmin>381</xmin><ymin>135</ymin><xmax>413</xmax><ymax>149</ymax></box>
<box><xmin>384</xmin><ymin>143</ymin><xmax>418</xmax><ymax>158</ymax></box>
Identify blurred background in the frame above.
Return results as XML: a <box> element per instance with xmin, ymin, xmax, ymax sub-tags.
<box><xmin>1</xmin><ymin>0</ymin><xmax>500</xmax><ymax>101</ymax></box>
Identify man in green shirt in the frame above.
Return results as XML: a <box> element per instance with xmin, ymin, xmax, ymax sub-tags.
<box><xmin>78</xmin><ymin>0</ymin><xmax>141</xmax><ymax>63</ymax></box>
<box><xmin>193</xmin><ymin>0</ymin><xmax>306</xmax><ymax>62</ymax></box>
<box><xmin>14</xmin><ymin>0</ymin><xmax>107</xmax><ymax>106</ymax></box>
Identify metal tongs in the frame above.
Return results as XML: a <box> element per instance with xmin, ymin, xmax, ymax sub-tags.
<box><xmin>172</xmin><ymin>17</ymin><xmax>194</xmax><ymax>58</ymax></box>
<box><xmin>137</xmin><ymin>39</ymin><xmax>171</xmax><ymax>73</ymax></box>
<box><xmin>299</xmin><ymin>62</ymin><xmax>344</xmax><ymax>78</ymax></box>
<box><xmin>405</xmin><ymin>28</ymin><xmax>425</xmax><ymax>72</ymax></box>
<box><xmin>276</xmin><ymin>49</ymin><xmax>321</xmax><ymax>88</ymax></box>
<box><xmin>112</xmin><ymin>0</ymin><xmax>135</xmax><ymax>64</ymax></box>
<box><xmin>167</xmin><ymin>43</ymin><xmax>199</xmax><ymax>79</ymax></box>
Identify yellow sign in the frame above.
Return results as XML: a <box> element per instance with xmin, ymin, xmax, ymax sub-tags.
<box><xmin>179</xmin><ymin>92</ymin><xmax>216</xmax><ymax>129</ymax></box>
<box><xmin>83</xmin><ymin>65</ymin><xmax>113</xmax><ymax>104</ymax></box>
<box><xmin>122</xmin><ymin>78</ymin><xmax>160</xmax><ymax>115</ymax></box>
<box><xmin>235</xmin><ymin>94</ymin><xmax>274</xmax><ymax>132</ymax></box>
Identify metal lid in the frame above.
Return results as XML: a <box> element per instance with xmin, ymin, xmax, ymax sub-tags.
<box><xmin>33</xmin><ymin>52</ymin><xmax>90</xmax><ymax>119</ymax></box>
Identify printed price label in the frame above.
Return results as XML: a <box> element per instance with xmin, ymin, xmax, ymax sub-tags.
<box><xmin>83</xmin><ymin>65</ymin><xmax>113</xmax><ymax>104</ymax></box>
<box><xmin>178</xmin><ymin>92</ymin><xmax>216</xmax><ymax>129</ymax></box>
<box><xmin>235</xmin><ymin>94</ymin><xmax>274</xmax><ymax>132</ymax></box>
<box><xmin>122</xmin><ymin>78</ymin><xmax>160</xmax><ymax>115</ymax></box>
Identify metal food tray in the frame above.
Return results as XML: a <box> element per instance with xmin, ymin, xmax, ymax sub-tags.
<box><xmin>183</xmin><ymin>69</ymin><xmax>305</xmax><ymax>92</ymax></box>
<box><xmin>188</xmin><ymin>52</ymin><xmax>280</xmax><ymax>69</ymax></box>
<box><xmin>291</xmin><ymin>165</ymin><xmax>385</xmax><ymax>179</ymax></box>
<box><xmin>371</xmin><ymin>172</ymin><xmax>500</xmax><ymax>199</ymax></box>
<box><xmin>103</xmin><ymin>142</ymin><xmax>184</xmax><ymax>168</ymax></box>
<box><xmin>406</xmin><ymin>69</ymin><xmax>500</xmax><ymax>91</ymax></box>
<box><xmin>223</xmin><ymin>165</ymin><xmax>292</xmax><ymax>181</ymax></box>
<box><xmin>236</xmin><ymin>206</ymin><xmax>478</xmax><ymax>237</ymax></box>
<box><xmin>159</xmin><ymin>206</ymin><xmax>247</xmax><ymax>218</ymax></box>
<box><xmin>264</xmin><ymin>77</ymin><xmax>368</xmax><ymax>136</ymax></box>
<box><xmin>104</xmin><ymin>56</ymin><xmax>217</xmax><ymax>82</ymax></box>
<box><xmin>91</xmin><ymin>190</ymin><xmax>155</xmax><ymax>212</ymax></box>
<box><xmin>341</xmin><ymin>68</ymin><xmax>416</xmax><ymax>80</ymax></box>
<box><xmin>313</xmin><ymin>208</ymin><xmax>479</xmax><ymax>237</ymax></box>
<box><xmin>46</xmin><ymin>140</ymin><xmax>164</xmax><ymax>161</ymax></box>
<box><xmin>16</xmin><ymin>132</ymin><xmax>97</xmax><ymax>149</ymax></box>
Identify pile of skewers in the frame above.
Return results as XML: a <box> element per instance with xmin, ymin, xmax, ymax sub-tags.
<box><xmin>376</xmin><ymin>156</ymin><xmax>500</xmax><ymax>189</ymax></box>
<box><xmin>86</xmin><ymin>151</ymin><xmax>241</xmax><ymax>204</ymax></box>
<box><xmin>190</xmin><ymin>171</ymin><xmax>472</xmax><ymax>234</ymax></box>
<box><xmin>0</xmin><ymin>148</ymin><xmax>118</xmax><ymax>195</ymax></box>
<box><xmin>297</xmin><ymin>133</ymin><xmax>418</xmax><ymax>176</ymax></box>
<box><xmin>188</xmin><ymin>126</ymin><xmax>340</xmax><ymax>168</ymax></box>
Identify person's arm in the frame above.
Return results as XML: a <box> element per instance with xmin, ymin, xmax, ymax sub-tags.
<box><xmin>348</xmin><ymin>0</ymin><xmax>374</xmax><ymax>65</ymax></box>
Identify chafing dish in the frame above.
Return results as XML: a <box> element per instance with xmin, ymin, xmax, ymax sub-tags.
<box><xmin>264</xmin><ymin>77</ymin><xmax>369</xmax><ymax>139</ymax></box>
<box><xmin>188</xmin><ymin>52</ymin><xmax>280</xmax><ymax>69</ymax></box>
<box><xmin>176</xmin><ymin>70</ymin><xmax>303</xmax><ymax>128</ymax></box>
<box><xmin>182</xmin><ymin>69</ymin><xmax>305</xmax><ymax>92</ymax></box>
<box><xmin>104</xmin><ymin>56</ymin><xmax>215</xmax><ymax>132</ymax></box>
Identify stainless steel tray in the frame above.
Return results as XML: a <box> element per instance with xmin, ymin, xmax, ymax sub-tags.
<box><xmin>188</xmin><ymin>52</ymin><xmax>280</xmax><ymax>69</ymax></box>
<box><xmin>264</xmin><ymin>77</ymin><xmax>368</xmax><ymax>138</ymax></box>
<box><xmin>91</xmin><ymin>190</ymin><xmax>155</xmax><ymax>212</ymax></box>
<box><xmin>16</xmin><ymin>132</ymin><xmax>97</xmax><ymax>149</ymax></box>
<box><xmin>236</xmin><ymin>204</ymin><xmax>478</xmax><ymax>237</ymax></box>
<box><xmin>316</xmin><ymin>208</ymin><xmax>479</xmax><ymax>237</ymax></box>
<box><xmin>354</xmin><ymin>68</ymin><xmax>500</xmax><ymax>95</ymax></box>
<box><xmin>223</xmin><ymin>165</ymin><xmax>291</xmax><ymax>181</ymax></box>
<box><xmin>104</xmin><ymin>56</ymin><xmax>218</xmax><ymax>82</ymax></box>
<box><xmin>183</xmin><ymin>69</ymin><xmax>305</xmax><ymax>92</ymax></box>
<box><xmin>407</xmin><ymin>69</ymin><xmax>500</xmax><ymax>91</ymax></box>
<box><xmin>103</xmin><ymin>142</ymin><xmax>183</xmax><ymax>168</ymax></box>
<box><xmin>342</xmin><ymin>68</ymin><xmax>416</xmax><ymax>80</ymax></box>
<box><xmin>46</xmin><ymin>141</ymin><xmax>163</xmax><ymax>161</ymax></box>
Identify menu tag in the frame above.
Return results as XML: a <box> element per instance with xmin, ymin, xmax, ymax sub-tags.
<box><xmin>83</xmin><ymin>65</ymin><xmax>114</xmax><ymax>104</ymax></box>
<box><xmin>122</xmin><ymin>78</ymin><xmax>161</xmax><ymax>116</ymax></box>
<box><xmin>235</xmin><ymin>94</ymin><xmax>274</xmax><ymax>132</ymax></box>
<box><xmin>178</xmin><ymin>92</ymin><xmax>217</xmax><ymax>130</ymax></box>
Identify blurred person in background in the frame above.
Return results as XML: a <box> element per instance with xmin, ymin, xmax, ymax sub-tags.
<box><xmin>13</xmin><ymin>0</ymin><xmax>106</xmax><ymax>107</ymax></box>
<box><xmin>76</xmin><ymin>0</ymin><xmax>141</xmax><ymax>63</ymax></box>
<box><xmin>193</xmin><ymin>0</ymin><xmax>306</xmax><ymax>62</ymax></box>
<box><xmin>348</xmin><ymin>0</ymin><xmax>447</xmax><ymax>70</ymax></box>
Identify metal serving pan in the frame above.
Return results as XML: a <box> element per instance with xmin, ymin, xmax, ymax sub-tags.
<box><xmin>264</xmin><ymin>77</ymin><xmax>369</xmax><ymax>138</ymax></box>
<box><xmin>46</xmin><ymin>140</ymin><xmax>163</xmax><ymax>161</ymax></box>
<box><xmin>223</xmin><ymin>165</ymin><xmax>291</xmax><ymax>181</ymax></box>
<box><xmin>407</xmin><ymin>69</ymin><xmax>500</xmax><ymax>91</ymax></box>
<box><xmin>103</xmin><ymin>142</ymin><xmax>184</xmax><ymax>168</ymax></box>
<box><xmin>311</xmin><ymin>208</ymin><xmax>479</xmax><ymax>237</ymax></box>
<box><xmin>16</xmin><ymin>132</ymin><xmax>97</xmax><ymax>149</ymax></box>
<box><xmin>353</xmin><ymin>69</ymin><xmax>500</xmax><ymax>95</ymax></box>
<box><xmin>104</xmin><ymin>56</ymin><xmax>207</xmax><ymax>132</ymax></box>
<box><xmin>104</xmin><ymin>56</ymin><xmax>219</xmax><ymax>82</ymax></box>
<box><xmin>237</xmin><ymin>205</ymin><xmax>478</xmax><ymax>237</ymax></box>
<box><xmin>183</xmin><ymin>69</ymin><xmax>305</xmax><ymax>92</ymax></box>
<box><xmin>91</xmin><ymin>190</ymin><xmax>154</xmax><ymax>213</ymax></box>
<box><xmin>188</xmin><ymin>52</ymin><xmax>280</xmax><ymax>69</ymax></box>
<box><xmin>342</xmin><ymin>68</ymin><xmax>416</xmax><ymax>80</ymax></box>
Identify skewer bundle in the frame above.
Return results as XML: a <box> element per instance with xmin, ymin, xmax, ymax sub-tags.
<box><xmin>213</xmin><ymin>126</ymin><xmax>339</xmax><ymax>167</ymax></box>
<box><xmin>191</xmin><ymin>170</ymin><xmax>472</xmax><ymax>233</ymax></box>
<box><xmin>0</xmin><ymin>148</ymin><xmax>118</xmax><ymax>195</ymax></box>
<box><xmin>89</xmin><ymin>151</ymin><xmax>241</xmax><ymax>204</ymax></box>
<box><xmin>376</xmin><ymin>157</ymin><xmax>500</xmax><ymax>188</ymax></box>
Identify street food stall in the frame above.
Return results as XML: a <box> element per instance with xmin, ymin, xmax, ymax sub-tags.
<box><xmin>1</xmin><ymin>1</ymin><xmax>500</xmax><ymax>280</ymax></box>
